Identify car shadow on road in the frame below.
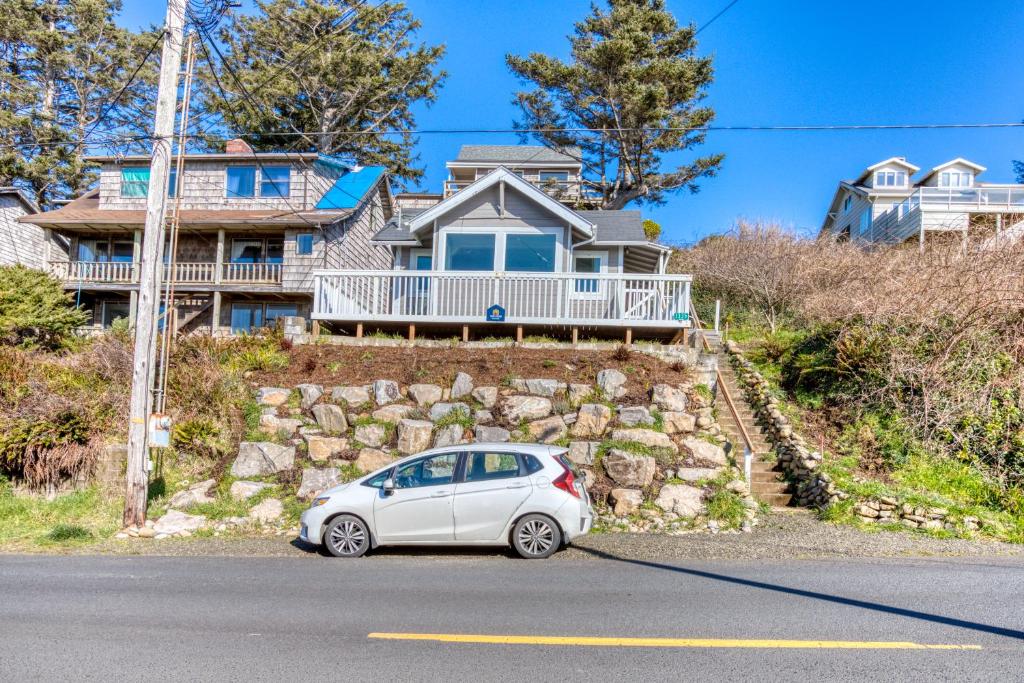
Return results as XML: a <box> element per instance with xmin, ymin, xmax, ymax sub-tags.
<box><xmin>288</xmin><ymin>537</ymin><xmax>515</xmax><ymax>559</ymax></box>
<box><xmin>576</xmin><ymin>546</ymin><xmax>1024</xmax><ymax>642</ymax></box>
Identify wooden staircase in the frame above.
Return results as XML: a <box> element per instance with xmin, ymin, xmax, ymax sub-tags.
<box><xmin>715</xmin><ymin>351</ymin><xmax>794</xmax><ymax>508</ymax></box>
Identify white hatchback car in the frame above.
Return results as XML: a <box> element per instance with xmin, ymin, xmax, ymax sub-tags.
<box><xmin>299</xmin><ymin>443</ymin><xmax>593</xmax><ymax>559</ymax></box>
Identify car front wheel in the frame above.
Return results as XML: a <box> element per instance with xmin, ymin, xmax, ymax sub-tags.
<box><xmin>512</xmin><ymin>514</ymin><xmax>561</xmax><ymax>559</ymax></box>
<box><xmin>324</xmin><ymin>515</ymin><xmax>370</xmax><ymax>558</ymax></box>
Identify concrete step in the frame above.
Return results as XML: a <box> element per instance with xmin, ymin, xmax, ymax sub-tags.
<box><xmin>750</xmin><ymin>481</ymin><xmax>791</xmax><ymax>495</ymax></box>
<box><xmin>756</xmin><ymin>492</ymin><xmax>794</xmax><ymax>507</ymax></box>
<box><xmin>750</xmin><ymin>470</ymin><xmax>784</xmax><ymax>483</ymax></box>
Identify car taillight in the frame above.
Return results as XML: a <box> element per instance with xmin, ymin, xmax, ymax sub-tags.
<box><xmin>552</xmin><ymin>457</ymin><xmax>580</xmax><ymax>498</ymax></box>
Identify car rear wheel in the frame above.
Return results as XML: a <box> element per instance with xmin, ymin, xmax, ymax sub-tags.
<box><xmin>324</xmin><ymin>515</ymin><xmax>370</xmax><ymax>558</ymax></box>
<box><xmin>512</xmin><ymin>514</ymin><xmax>561</xmax><ymax>559</ymax></box>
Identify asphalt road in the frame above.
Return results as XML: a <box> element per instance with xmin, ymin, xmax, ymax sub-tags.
<box><xmin>2</xmin><ymin>551</ymin><xmax>1022</xmax><ymax>681</ymax></box>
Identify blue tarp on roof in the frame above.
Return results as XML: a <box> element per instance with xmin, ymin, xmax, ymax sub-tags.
<box><xmin>315</xmin><ymin>163</ymin><xmax>386</xmax><ymax>209</ymax></box>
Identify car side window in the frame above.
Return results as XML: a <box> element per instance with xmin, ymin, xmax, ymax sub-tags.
<box><xmin>362</xmin><ymin>469</ymin><xmax>391</xmax><ymax>489</ymax></box>
<box><xmin>394</xmin><ymin>453</ymin><xmax>458</xmax><ymax>489</ymax></box>
<box><xmin>522</xmin><ymin>454</ymin><xmax>544</xmax><ymax>474</ymax></box>
<box><xmin>465</xmin><ymin>451</ymin><xmax>522</xmax><ymax>482</ymax></box>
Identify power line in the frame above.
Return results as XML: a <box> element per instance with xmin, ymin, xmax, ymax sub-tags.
<box><xmin>695</xmin><ymin>0</ymin><xmax>741</xmax><ymax>36</ymax></box>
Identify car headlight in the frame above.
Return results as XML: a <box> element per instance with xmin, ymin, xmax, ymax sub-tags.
<box><xmin>310</xmin><ymin>496</ymin><xmax>330</xmax><ymax>508</ymax></box>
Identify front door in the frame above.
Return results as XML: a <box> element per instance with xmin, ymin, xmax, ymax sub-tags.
<box><xmin>373</xmin><ymin>452</ymin><xmax>459</xmax><ymax>542</ymax></box>
<box><xmin>453</xmin><ymin>451</ymin><xmax>532</xmax><ymax>541</ymax></box>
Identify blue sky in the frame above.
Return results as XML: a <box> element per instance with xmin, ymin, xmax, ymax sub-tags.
<box><xmin>119</xmin><ymin>0</ymin><xmax>1024</xmax><ymax>244</ymax></box>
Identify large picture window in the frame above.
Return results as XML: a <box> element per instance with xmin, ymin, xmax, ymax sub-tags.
<box><xmin>445</xmin><ymin>234</ymin><xmax>495</xmax><ymax>271</ymax></box>
<box><xmin>505</xmin><ymin>234</ymin><xmax>556</xmax><ymax>272</ymax></box>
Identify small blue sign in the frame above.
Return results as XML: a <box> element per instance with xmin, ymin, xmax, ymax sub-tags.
<box><xmin>486</xmin><ymin>304</ymin><xmax>506</xmax><ymax>322</ymax></box>
<box><xmin>673</xmin><ymin>312</ymin><xmax>690</xmax><ymax>322</ymax></box>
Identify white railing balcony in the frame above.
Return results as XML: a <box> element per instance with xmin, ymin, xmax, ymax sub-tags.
<box><xmin>312</xmin><ymin>270</ymin><xmax>693</xmax><ymax>329</ymax></box>
<box><xmin>443</xmin><ymin>178</ymin><xmax>594</xmax><ymax>203</ymax></box>
<box><xmin>50</xmin><ymin>261</ymin><xmax>283</xmax><ymax>285</ymax></box>
<box><xmin>222</xmin><ymin>262</ymin><xmax>282</xmax><ymax>284</ymax></box>
<box><xmin>916</xmin><ymin>186</ymin><xmax>1024</xmax><ymax>211</ymax></box>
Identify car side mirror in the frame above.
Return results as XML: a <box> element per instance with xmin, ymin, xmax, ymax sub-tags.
<box><xmin>382</xmin><ymin>478</ymin><xmax>395</xmax><ymax>495</ymax></box>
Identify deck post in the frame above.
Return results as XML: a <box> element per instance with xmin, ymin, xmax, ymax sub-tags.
<box><xmin>408</xmin><ymin>324</ymin><xmax>416</xmax><ymax>343</ymax></box>
<box><xmin>210</xmin><ymin>290</ymin><xmax>221</xmax><ymax>336</ymax></box>
<box><xmin>682</xmin><ymin>327</ymin><xmax>690</xmax><ymax>346</ymax></box>
<box><xmin>571</xmin><ymin>327</ymin><xmax>578</xmax><ymax>348</ymax></box>
<box><xmin>624</xmin><ymin>327</ymin><xmax>633</xmax><ymax>346</ymax></box>
<box><xmin>355</xmin><ymin>322</ymin><xmax>363</xmax><ymax>339</ymax></box>
<box><xmin>462</xmin><ymin>325</ymin><xmax>469</xmax><ymax>343</ymax></box>
<box><xmin>214</xmin><ymin>229</ymin><xmax>224</xmax><ymax>284</ymax></box>
<box><xmin>515</xmin><ymin>325</ymin><xmax>523</xmax><ymax>344</ymax></box>
<box><xmin>311</xmin><ymin>320</ymin><xmax>320</xmax><ymax>337</ymax></box>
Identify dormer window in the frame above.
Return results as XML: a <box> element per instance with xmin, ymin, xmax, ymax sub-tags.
<box><xmin>874</xmin><ymin>171</ymin><xmax>906</xmax><ymax>187</ymax></box>
<box><xmin>939</xmin><ymin>171</ymin><xmax>973</xmax><ymax>187</ymax></box>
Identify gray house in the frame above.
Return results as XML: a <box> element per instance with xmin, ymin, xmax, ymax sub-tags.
<box><xmin>20</xmin><ymin>139</ymin><xmax>392</xmax><ymax>334</ymax></box>
<box><xmin>312</xmin><ymin>146</ymin><xmax>690</xmax><ymax>340</ymax></box>
<box><xmin>0</xmin><ymin>187</ymin><xmax>42</xmax><ymax>268</ymax></box>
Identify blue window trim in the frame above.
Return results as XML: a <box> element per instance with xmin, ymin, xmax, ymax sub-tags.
<box><xmin>226</xmin><ymin>166</ymin><xmax>257</xmax><ymax>198</ymax></box>
<box><xmin>296</xmin><ymin>232</ymin><xmax>314</xmax><ymax>256</ymax></box>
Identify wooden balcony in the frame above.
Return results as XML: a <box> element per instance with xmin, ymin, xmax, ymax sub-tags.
<box><xmin>49</xmin><ymin>261</ymin><xmax>283</xmax><ymax>286</ymax></box>
<box><xmin>312</xmin><ymin>270</ymin><xmax>692</xmax><ymax>330</ymax></box>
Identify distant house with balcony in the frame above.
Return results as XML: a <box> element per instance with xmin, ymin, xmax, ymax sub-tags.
<box><xmin>313</xmin><ymin>145</ymin><xmax>690</xmax><ymax>340</ymax></box>
<box><xmin>820</xmin><ymin>156</ymin><xmax>1024</xmax><ymax>247</ymax></box>
<box><xmin>1</xmin><ymin>187</ymin><xmax>42</xmax><ymax>268</ymax></box>
<box><xmin>19</xmin><ymin>139</ymin><xmax>391</xmax><ymax>334</ymax></box>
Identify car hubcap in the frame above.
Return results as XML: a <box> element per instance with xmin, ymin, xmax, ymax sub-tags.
<box><xmin>329</xmin><ymin>520</ymin><xmax>366</xmax><ymax>555</ymax></box>
<box><xmin>518</xmin><ymin>519</ymin><xmax>553</xmax><ymax>556</ymax></box>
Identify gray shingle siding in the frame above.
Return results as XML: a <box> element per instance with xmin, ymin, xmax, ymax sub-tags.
<box><xmin>324</xmin><ymin>182</ymin><xmax>393</xmax><ymax>271</ymax></box>
<box><xmin>0</xmin><ymin>191</ymin><xmax>43</xmax><ymax>268</ymax></box>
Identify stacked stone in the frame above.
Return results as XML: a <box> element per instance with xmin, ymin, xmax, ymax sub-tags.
<box><xmin>724</xmin><ymin>340</ymin><xmax>846</xmax><ymax>509</ymax></box>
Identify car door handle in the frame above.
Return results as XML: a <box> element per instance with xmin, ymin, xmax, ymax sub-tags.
<box><xmin>431</xmin><ymin>490</ymin><xmax>450</xmax><ymax>497</ymax></box>
<box><xmin>506</xmin><ymin>482</ymin><xmax>528</xmax><ymax>489</ymax></box>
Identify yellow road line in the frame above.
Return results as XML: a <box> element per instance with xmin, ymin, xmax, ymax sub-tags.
<box><xmin>367</xmin><ymin>633</ymin><xmax>981</xmax><ymax>650</ymax></box>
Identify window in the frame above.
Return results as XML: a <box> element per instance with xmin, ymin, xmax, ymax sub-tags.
<box><xmin>168</xmin><ymin>169</ymin><xmax>177</xmax><ymax>198</ymax></box>
<box><xmin>939</xmin><ymin>171</ymin><xmax>973</xmax><ymax>188</ymax></box>
<box><xmin>538</xmin><ymin>170</ymin><xmax>569</xmax><ymax>186</ymax></box>
<box><xmin>394</xmin><ymin>453</ymin><xmax>458</xmax><ymax>489</ymax></box>
<box><xmin>362</xmin><ymin>469</ymin><xmax>392</xmax><ymax>489</ymax></box>
<box><xmin>505</xmin><ymin>234</ymin><xmax>556</xmax><ymax>272</ymax></box>
<box><xmin>230</xmin><ymin>303</ymin><xmax>264</xmax><ymax>334</ymax></box>
<box><xmin>842</xmin><ymin>196</ymin><xmax>852</xmax><ymax>213</ymax></box>
<box><xmin>120</xmin><ymin>168</ymin><xmax>150</xmax><ymax>197</ymax></box>
<box><xmin>874</xmin><ymin>171</ymin><xmax>907</xmax><ymax>187</ymax></box>
<box><xmin>230</xmin><ymin>239</ymin><xmax>263</xmax><ymax>263</ymax></box>
<box><xmin>77</xmin><ymin>238</ymin><xmax>133</xmax><ymax>263</ymax></box>
<box><xmin>265</xmin><ymin>238</ymin><xmax>284</xmax><ymax>264</ymax></box>
<box><xmin>465</xmin><ymin>451</ymin><xmax>521</xmax><ymax>482</ymax></box>
<box><xmin>522</xmin><ymin>453</ymin><xmax>544</xmax><ymax>474</ymax></box>
<box><xmin>296</xmin><ymin>232</ymin><xmax>314</xmax><ymax>256</ymax></box>
<box><xmin>101</xmin><ymin>301</ymin><xmax>130</xmax><ymax>328</ymax></box>
<box><xmin>858</xmin><ymin>209</ymin><xmax>871</xmax><ymax>235</ymax></box>
<box><xmin>265</xmin><ymin>303</ymin><xmax>298</xmax><ymax>325</ymax></box>
<box><xmin>573</xmin><ymin>252</ymin><xmax>605</xmax><ymax>293</ymax></box>
<box><xmin>226</xmin><ymin>166</ymin><xmax>257</xmax><ymax>198</ymax></box>
<box><xmin>230</xmin><ymin>238</ymin><xmax>282</xmax><ymax>263</ymax></box>
<box><xmin>445</xmin><ymin>234</ymin><xmax>495</xmax><ymax>271</ymax></box>
<box><xmin>260</xmin><ymin>166</ymin><xmax>291</xmax><ymax>197</ymax></box>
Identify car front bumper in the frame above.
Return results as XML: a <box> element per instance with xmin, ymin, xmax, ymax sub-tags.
<box><xmin>299</xmin><ymin>506</ymin><xmax>330</xmax><ymax>545</ymax></box>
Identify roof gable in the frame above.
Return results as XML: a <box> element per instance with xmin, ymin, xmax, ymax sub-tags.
<box><xmin>856</xmin><ymin>157</ymin><xmax>920</xmax><ymax>184</ymax></box>
<box><xmin>919</xmin><ymin>157</ymin><xmax>987</xmax><ymax>182</ymax></box>
<box><xmin>407</xmin><ymin>167</ymin><xmax>594</xmax><ymax>236</ymax></box>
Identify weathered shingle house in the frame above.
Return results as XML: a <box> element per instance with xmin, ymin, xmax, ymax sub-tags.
<box><xmin>821</xmin><ymin>156</ymin><xmax>1024</xmax><ymax>247</ymax></box>
<box><xmin>19</xmin><ymin>140</ymin><xmax>391</xmax><ymax>334</ymax></box>
<box><xmin>0</xmin><ymin>187</ymin><xmax>42</xmax><ymax>268</ymax></box>
<box><xmin>313</xmin><ymin>145</ymin><xmax>690</xmax><ymax>340</ymax></box>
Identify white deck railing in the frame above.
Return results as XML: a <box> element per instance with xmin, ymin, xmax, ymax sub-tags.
<box><xmin>50</xmin><ymin>261</ymin><xmax>283</xmax><ymax>285</ymax></box>
<box><xmin>312</xmin><ymin>270</ymin><xmax>693</xmax><ymax>328</ymax></box>
<box><xmin>916</xmin><ymin>186</ymin><xmax>1024</xmax><ymax>210</ymax></box>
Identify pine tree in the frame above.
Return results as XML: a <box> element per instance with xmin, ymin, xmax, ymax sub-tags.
<box><xmin>0</xmin><ymin>0</ymin><xmax>157</xmax><ymax>207</ymax></box>
<box><xmin>507</xmin><ymin>0</ymin><xmax>723</xmax><ymax>210</ymax></box>
<box><xmin>197</xmin><ymin>0</ymin><xmax>446</xmax><ymax>183</ymax></box>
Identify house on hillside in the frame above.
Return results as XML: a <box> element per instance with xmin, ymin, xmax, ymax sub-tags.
<box><xmin>0</xmin><ymin>187</ymin><xmax>43</xmax><ymax>268</ymax></box>
<box><xmin>19</xmin><ymin>139</ymin><xmax>391</xmax><ymax>334</ymax></box>
<box><xmin>312</xmin><ymin>145</ymin><xmax>690</xmax><ymax>340</ymax></box>
<box><xmin>820</xmin><ymin>156</ymin><xmax>1024</xmax><ymax>248</ymax></box>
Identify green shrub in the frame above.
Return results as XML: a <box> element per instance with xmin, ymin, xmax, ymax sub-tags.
<box><xmin>45</xmin><ymin>523</ymin><xmax>92</xmax><ymax>542</ymax></box>
<box><xmin>0</xmin><ymin>265</ymin><xmax>87</xmax><ymax>348</ymax></box>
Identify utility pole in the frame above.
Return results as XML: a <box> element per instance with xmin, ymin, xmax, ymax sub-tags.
<box><xmin>123</xmin><ymin>0</ymin><xmax>187</xmax><ymax>529</ymax></box>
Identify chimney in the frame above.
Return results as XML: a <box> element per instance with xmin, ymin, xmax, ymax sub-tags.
<box><xmin>225</xmin><ymin>138</ymin><xmax>253</xmax><ymax>155</ymax></box>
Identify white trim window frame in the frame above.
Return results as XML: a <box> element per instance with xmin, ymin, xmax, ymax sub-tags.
<box><xmin>571</xmin><ymin>250</ymin><xmax>608</xmax><ymax>300</ymax></box>
<box><xmin>874</xmin><ymin>170</ymin><xmax>907</xmax><ymax>187</ymax></box>
<box><xmin>435</xmin><ymin>225</ymin><xmax>566</xmax><ymax>274</ymax></box>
